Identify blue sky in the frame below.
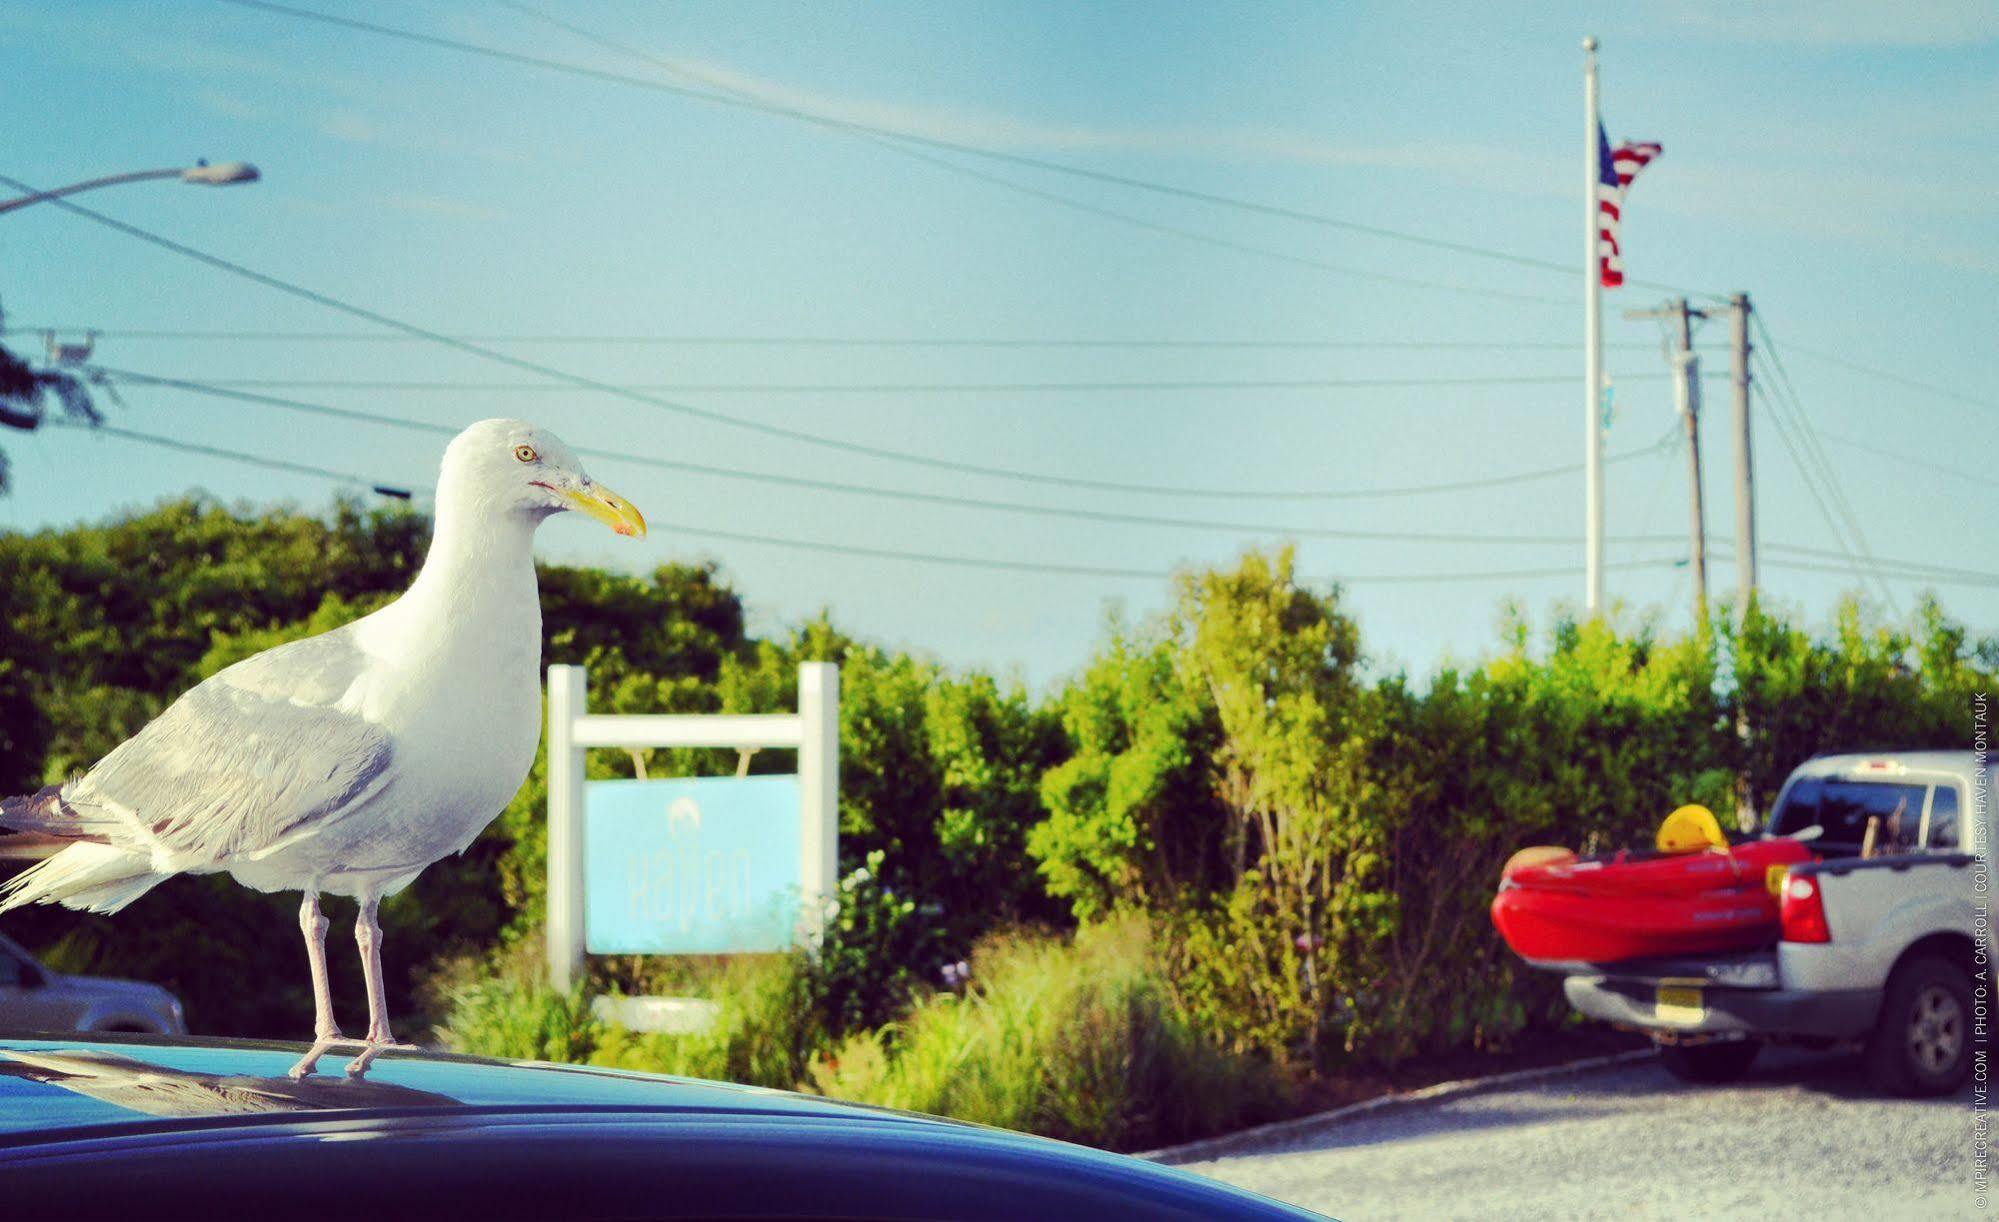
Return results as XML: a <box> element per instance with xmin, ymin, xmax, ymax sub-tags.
<box><xmin>1</xmin><ymin>1</ymin><xmax>1993</xmax><ymax>689</ymax></box>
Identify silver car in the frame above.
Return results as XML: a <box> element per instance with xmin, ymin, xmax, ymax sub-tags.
<box><xmin>0</xmin><ymin>931</ymin><xmax>185</xmax><ymax>1035</ymax></box>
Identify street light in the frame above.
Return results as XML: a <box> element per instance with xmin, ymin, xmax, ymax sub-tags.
<box><xmin>0</xmin><ymin>160</ymin><xmax>260</xmax><ymax>217</ymax></box>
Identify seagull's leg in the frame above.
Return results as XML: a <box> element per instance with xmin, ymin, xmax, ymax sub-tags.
<box><xmin>344</xmin><ymin>896</ymin><xmax>399</xmax><ymax>1078</ymax></box>
<box><xmin>287</xmin><ymin>890</ymin><xmax>343</xmax><ymax>1080</ymax></box>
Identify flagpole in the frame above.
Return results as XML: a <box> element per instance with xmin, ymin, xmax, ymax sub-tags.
<box><xmin>1582</xmin><ymin>35</ymin><xmax>1605</xmax><ymax>615</ymax></box>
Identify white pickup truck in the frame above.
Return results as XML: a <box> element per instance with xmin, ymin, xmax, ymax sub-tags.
<box><xmin>1560</xmin><ymin>750</ymin><xmax>1985</xmax><ymax>1096</ymax></box>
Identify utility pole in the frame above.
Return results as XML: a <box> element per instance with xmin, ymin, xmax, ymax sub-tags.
<box><xmin>1723</xmin><ymin>292</ymin><xmax>1757</xmax><ymax>833</ymax></box>
<box><xmin>1625</xmin><ymin>298</ymin><xmax>1709</xmax><ymax>622</ymax></box>
<box><xmin>1673</xmin><ymin>301</ymin><xmax>1707</xmax><ymax>619</ymax></box>
<box><xmin>1725</xmin><ymin>292</ymin><xmax>1756</xmax><ymax>606</ymax></box>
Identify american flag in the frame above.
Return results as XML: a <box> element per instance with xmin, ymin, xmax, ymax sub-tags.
<box><xmin>1596</xmin><ymin>122</ymin><xmax>1661</xmax><ymax>288</ymax></box>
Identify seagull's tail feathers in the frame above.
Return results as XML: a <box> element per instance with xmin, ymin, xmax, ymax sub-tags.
<box><xmin>0</xmin><ymin>784</ymin><xmax>94</xmax><ymax>837</ymax></box>
<box><xmin>0</xmin><ymin>842</ymin><xmax>166</xmax><ymax>915</ymax></box>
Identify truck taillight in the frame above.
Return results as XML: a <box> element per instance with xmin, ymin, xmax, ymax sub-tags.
<box><xmin>1781</xmin><ymin>875</ymin><xmax>1831</xmax><ymax>943</ymax></box>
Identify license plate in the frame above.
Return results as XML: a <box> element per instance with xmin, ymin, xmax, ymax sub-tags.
<box><xmin>1655</xmin><ymin>984</ymin><xmax>1705</xmax><ymax>1023</ymax></box>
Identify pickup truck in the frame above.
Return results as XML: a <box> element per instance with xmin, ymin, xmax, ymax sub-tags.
<box><xmin>1558</xmin><ymin>750</ymin><xmax>1984</xmax><ymax>1096</ymax></box>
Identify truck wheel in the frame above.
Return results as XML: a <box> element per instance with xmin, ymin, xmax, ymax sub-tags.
<box><xmin>1659</xmin><ymin>1039</ymin><xmax>1760</xmax><ymax>1083</ymax></box>
<box><xmin>1868</xmin><ymin>955</ymin><xmax>1973</xmax><ymax>1097</ymax></box>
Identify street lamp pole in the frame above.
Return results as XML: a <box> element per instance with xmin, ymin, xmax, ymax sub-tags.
<box><xmin>0</xmin><ymin>161</ymin><xmax>260</xmax><ymax>217</ymax></box>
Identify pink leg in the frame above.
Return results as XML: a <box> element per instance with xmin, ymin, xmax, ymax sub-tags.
<box><xmin>343</xmin><ymin>897</ymin><xmax>402</xmax><ymax>1078</ymax></box>
<box><xmin>287</xmin><ymin>891</ymin><xmax>344</xmax><ymax>1079</ymax></box>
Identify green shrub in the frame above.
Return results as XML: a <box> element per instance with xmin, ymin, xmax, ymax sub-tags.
<box><xmin>802</xmin><ymin>850</ymin><xmax>949</xmax><ymax>1037</ymax></box>
<box><xmin>589</xmin><ymin>954</ymin><xmax>822</xmax><ymax>1089</ymax></box>
<box><xmin>808</xmin><ymin>917</ymin><xmax>1288</xmax><ymax>1151</ymax></box>
<box><xmin>431</xmin><ymin>939</ymin><xmax>600</xmax><ymax>1065</ymax></box>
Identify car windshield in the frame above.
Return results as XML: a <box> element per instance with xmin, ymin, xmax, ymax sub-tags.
<box><xmin>1768</xmin><ymin>778</ymin><xmax>1928</xmax><ymax>851</ymax></box>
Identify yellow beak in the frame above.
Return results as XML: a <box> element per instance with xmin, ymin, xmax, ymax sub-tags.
<box><xmin>557</xmin><ymin>482</ymin><xmax>647</xmax><ymax>538</ymax></box>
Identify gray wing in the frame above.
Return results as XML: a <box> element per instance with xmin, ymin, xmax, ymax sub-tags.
<box><xmin>63</xmin><ymin>629</ymin><xmax>394</xmax><ymax>866</ymax></box>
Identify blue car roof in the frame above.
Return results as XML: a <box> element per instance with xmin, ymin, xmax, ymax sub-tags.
<box><xmin>0</xmin><ymin>1032</ymin><xmax>915</xmax><ymax>1138</ymax></box>
<box><xmin>0</xmin><ymin>1034</ymin><xmax>1326</xmax><ymax>1220</ymax></box>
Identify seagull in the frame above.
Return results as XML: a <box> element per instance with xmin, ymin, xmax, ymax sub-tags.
<box><xmin>0</xmin><ymin>419</ymin><xmax>645</xmax><ymax>1079</ymax></box>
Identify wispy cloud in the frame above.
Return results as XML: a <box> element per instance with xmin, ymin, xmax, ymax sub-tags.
<box><xmin>110</xmin><ymin>29</ymin><xmax>379</xmax><ymax>99</ymax></box>
<box><xmin>378</xmin><ymin>193</ymin><xmax>503</xmax><ymax>223</ymax></box>
<box><xmin>646</xmin><ymin>51</ymin><xmax>1995</xmax><ymax>273</ymax></box>
<box><xmin>315</xmin><ymin>108</ymin><xmax>526</xmax><ymax>167</ymax></box>
<box><xmin>320</xmin><ymin>111</ymin><xmax>380</xmax><ymax>144</ymax></box>
<box><xmin>195</xmin><ymin>89</ymin><xmax>272</xmax><ymax>123</ymax></box>
<box><xmin>656</xmin><ymin>53</ymin><xmax>1499</xmax><ymax>172</ymax></box>
<box><xmin>1658</xmin><ymin>0</ymin><xmax>1999</xmax><ymax>47</ymax></box>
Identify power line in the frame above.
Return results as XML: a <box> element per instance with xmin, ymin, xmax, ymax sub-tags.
<box><xmin>51</xmin><ymin>412</ymin><xmax>1997</xmax><ymax>587</ymax></box>
<box><xmin>1781</xmin><ymin>340</ymin><xmax>1997</xmax><ymax>413</ymax></box>
<box><xmin>498</xmin><ymin>0</ymin><xmax>1567</xmax><ymax>307</ymax></box>
<box><xmin>215</xmin><ymin>0</ymin><xmax>1619</xmax><ymax>292</ymax></box>
<box><xmin>50</xmin><ymin>420</ymin><xmax>1703</xmax><ymax>588</ymax></box>
<box><xmin>42</xmin><ymin>418</ymin><xmax>412</xmax><ymax>498</ymax></box>
<box><xmin>686</xmin><ymin>528</ymin><xmax>1691</xmax><ymax>586</ymax></box>
<box><xmin>123</xmin><ymin>373</ymin><xmax>1703</xmax><ymax>394</ymax></box>
<box><xmin>1752</xmin><ymin>538</ymin><xmax>1994</xmax><ymax>581</ymax></box>
<box><xmin>1752</xmin><ymin>318</ymin><xmax>1898</xmax><ymax>609</ymax></box>
<box><xmin>3</xmin><ymin>327</ymin><xmax>1663</xmax><ymax>351</ymax></box>
<box><xmin>1713</xmin><ymin>549</ymin><xmax>1999</xmax><ymax>589</ymax></box>
<box><xmin>100</xmin><ymin>369</ymin><xmax>1999</xmax><ymax>592</ymax></box>
<box><xmin>96</xmin><ymin>366</ymin><xmax>1683</xmax><ymax>524</ymax></box>
<box><xmin>46</xmin><ymin>414</ymin><xmax>1703</xmax><ymax>586</ymax></box>
<box><xmin>1751</xmin><ymin>368</ymin><xmax>1878</xmax><ymax>598</ymax></box>
<box><xmin>45</xmin><ymin>416</ymin><xmax>1999</xmax><ymax>589</ymax></box>
<box><xmin>1818</xmin><ymin>430</ymin><xmax>1990</xmax><ymax>488</ymax></box>
<box><xmin>856</xmin><ymin>126</ymin><xmax>1570</xmax><ymax>306</ymax></box>
<box><xmin>514</xmin><ymin>0</ymin><xmax>1587</xmax><ymax>275</ymax></box>
<box><xmin>16</xmin><ymin>174</ymin><xmax>1582</xmax><ymax>502</ymax></box>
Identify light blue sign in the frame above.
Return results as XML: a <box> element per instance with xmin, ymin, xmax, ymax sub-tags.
<box><xmin>583</xmin><ymin>775</ymin><xmax>803</xmax><ymax>954</ymax></box>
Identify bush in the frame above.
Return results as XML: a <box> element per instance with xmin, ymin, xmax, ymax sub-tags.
<box><xmin>434</xmin><ymin>938</ymin><xmax>820</xmax><ymax>1089</ymax></box>
<box><xmin>802</xmin><ymin>850</ymin><xmax>950</xmax><ymax>1037</ymax></box>
<box><xmin>430</xmin><ymin>939</ymin><xmax>600</xmax><ymax>1065</ymax></box>
<box><xmin>589</xmin><ymin>954</ymin><xmax>822</xmax><ymax>1089</ymax></box>
<box><xmin>808</xmin><ymin>917</ymin><xmax>1288</xmax><ymax>1151</ymax></box>
<box><xmin>11</xmin><ymin>499</ymin><xmax>1999</xmax><ymax>1115</ymax></box>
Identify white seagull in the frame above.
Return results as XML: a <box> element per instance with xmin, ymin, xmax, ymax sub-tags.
<box><xmin>0</xmin><ymin>420</ymin><xmax>645</xmax><ymax>1078</ymax></box>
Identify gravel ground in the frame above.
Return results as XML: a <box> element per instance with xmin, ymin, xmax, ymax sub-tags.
<box><xmin>1169</xmin><ymin>1048</ymin><xmax>1977</xmax><ymax>1220</ymax></box>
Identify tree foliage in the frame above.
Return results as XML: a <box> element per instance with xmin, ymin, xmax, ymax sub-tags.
<box><xmin>3</xmin><ymin>499</ymin><xmax>1992</xmax><ymax>1076</ymax></box>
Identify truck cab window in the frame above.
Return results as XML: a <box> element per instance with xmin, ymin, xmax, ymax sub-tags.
<box><xmin>1927</xmin><ymin>785</ymin><xmax>1960</xmax><ymax>850</ymax></box>
<box><xmin>1769</xmin><ymin>778</ymin><xmax>1929</xmax><ymax>853</ymax></box>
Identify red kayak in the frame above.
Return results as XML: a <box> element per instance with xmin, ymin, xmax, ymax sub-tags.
<box><xmin>1491</xmin><ymin>839</ymin><xmax>1813</xmax><ymax>964</ymax></box>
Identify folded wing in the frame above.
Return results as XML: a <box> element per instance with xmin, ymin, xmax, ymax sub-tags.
<box><xmin>32</xmin><ymin>631</ymin><xmax>395</xmax><ymax>868</ymax></box>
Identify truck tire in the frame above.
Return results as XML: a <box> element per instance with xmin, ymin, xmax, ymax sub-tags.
<box><xmin>1658</xmin><ymin>1039</ymin><xmax>1760</xmax><ymax>1084</ymax></box>
<box><xmin>1868</xmin><ymin>955</ymin><xmax>1973</xmax><ymax>1097</ymax></box>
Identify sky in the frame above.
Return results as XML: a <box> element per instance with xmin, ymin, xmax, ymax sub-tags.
<box><xmin>0</xmin><ymin>1</ymin><xmax>1993</xmax><ymax>690</ymax></box>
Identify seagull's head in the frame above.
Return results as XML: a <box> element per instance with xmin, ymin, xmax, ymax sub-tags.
<box><xmin>440</xmin><ymin>418</ymin><xmax>647</xmax><ymax>538</ymax></box>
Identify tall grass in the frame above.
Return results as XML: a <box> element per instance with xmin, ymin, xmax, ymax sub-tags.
<box><xmin>434</xmin><ymin>939</ymin><xmax>820</xmax><ymax>1090</ymax></box>
<box><xmin>809</xmin><ymin>917</ymin><xmax>1288</xmax><ymax>1151</ymax></box>
<box><xmin>428</xmin><ymin>938</ymin><xmax>600</xmax><ymax>1065</ymax></box>
<box><xmin>587</xmin><ymin>954</ymin><xmax>821</xmax><ymax>1089</ymax></box>
<box><xmin>434</xmin><ymin>917</ymin><xmax>1284</xmax><ymax>1150</ymax></box>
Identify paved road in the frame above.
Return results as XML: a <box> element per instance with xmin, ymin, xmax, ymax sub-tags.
<box><xmin>1171</xmin><ymin>1049</ymin><xmax>1977</xmax><ymax>1220</ymax></box>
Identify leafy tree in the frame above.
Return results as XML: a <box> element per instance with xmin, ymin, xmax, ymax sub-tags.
<box><xmin>1726</xmin><ymin>594</ymin><xmax>1997</xmax><ymax>813</ymax></box>
<box><xmin>0</xmin><ymin>496</ymin><xmax>426</xmax><ymax>787</ymax></box>
<box><xmin>7</xmin><ymin>494</ymin><xmax>1996</xmax><ymax>1076</ymax></box>
<box><xmin>1032</xmin><ymin>624</ymin><xmax>1231</xmax><ymax>920</ymax></box>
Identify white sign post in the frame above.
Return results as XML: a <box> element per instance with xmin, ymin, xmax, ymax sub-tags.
<box><xmin>545</xmin><ymin>661</ymin><xmax>839</xmax><ymax>992</ymax></box>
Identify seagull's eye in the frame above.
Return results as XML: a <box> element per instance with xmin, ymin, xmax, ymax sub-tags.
<box><xmin>514</xmin><ymin>444</ymin><xmax>539</xmax><ymax>463</ymax></box>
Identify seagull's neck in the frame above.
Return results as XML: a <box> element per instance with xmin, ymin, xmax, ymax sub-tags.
<box><xmin>398</xmin><ymin>496</ymin><xmax>542</xmax><ymax>632</ymax></box>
